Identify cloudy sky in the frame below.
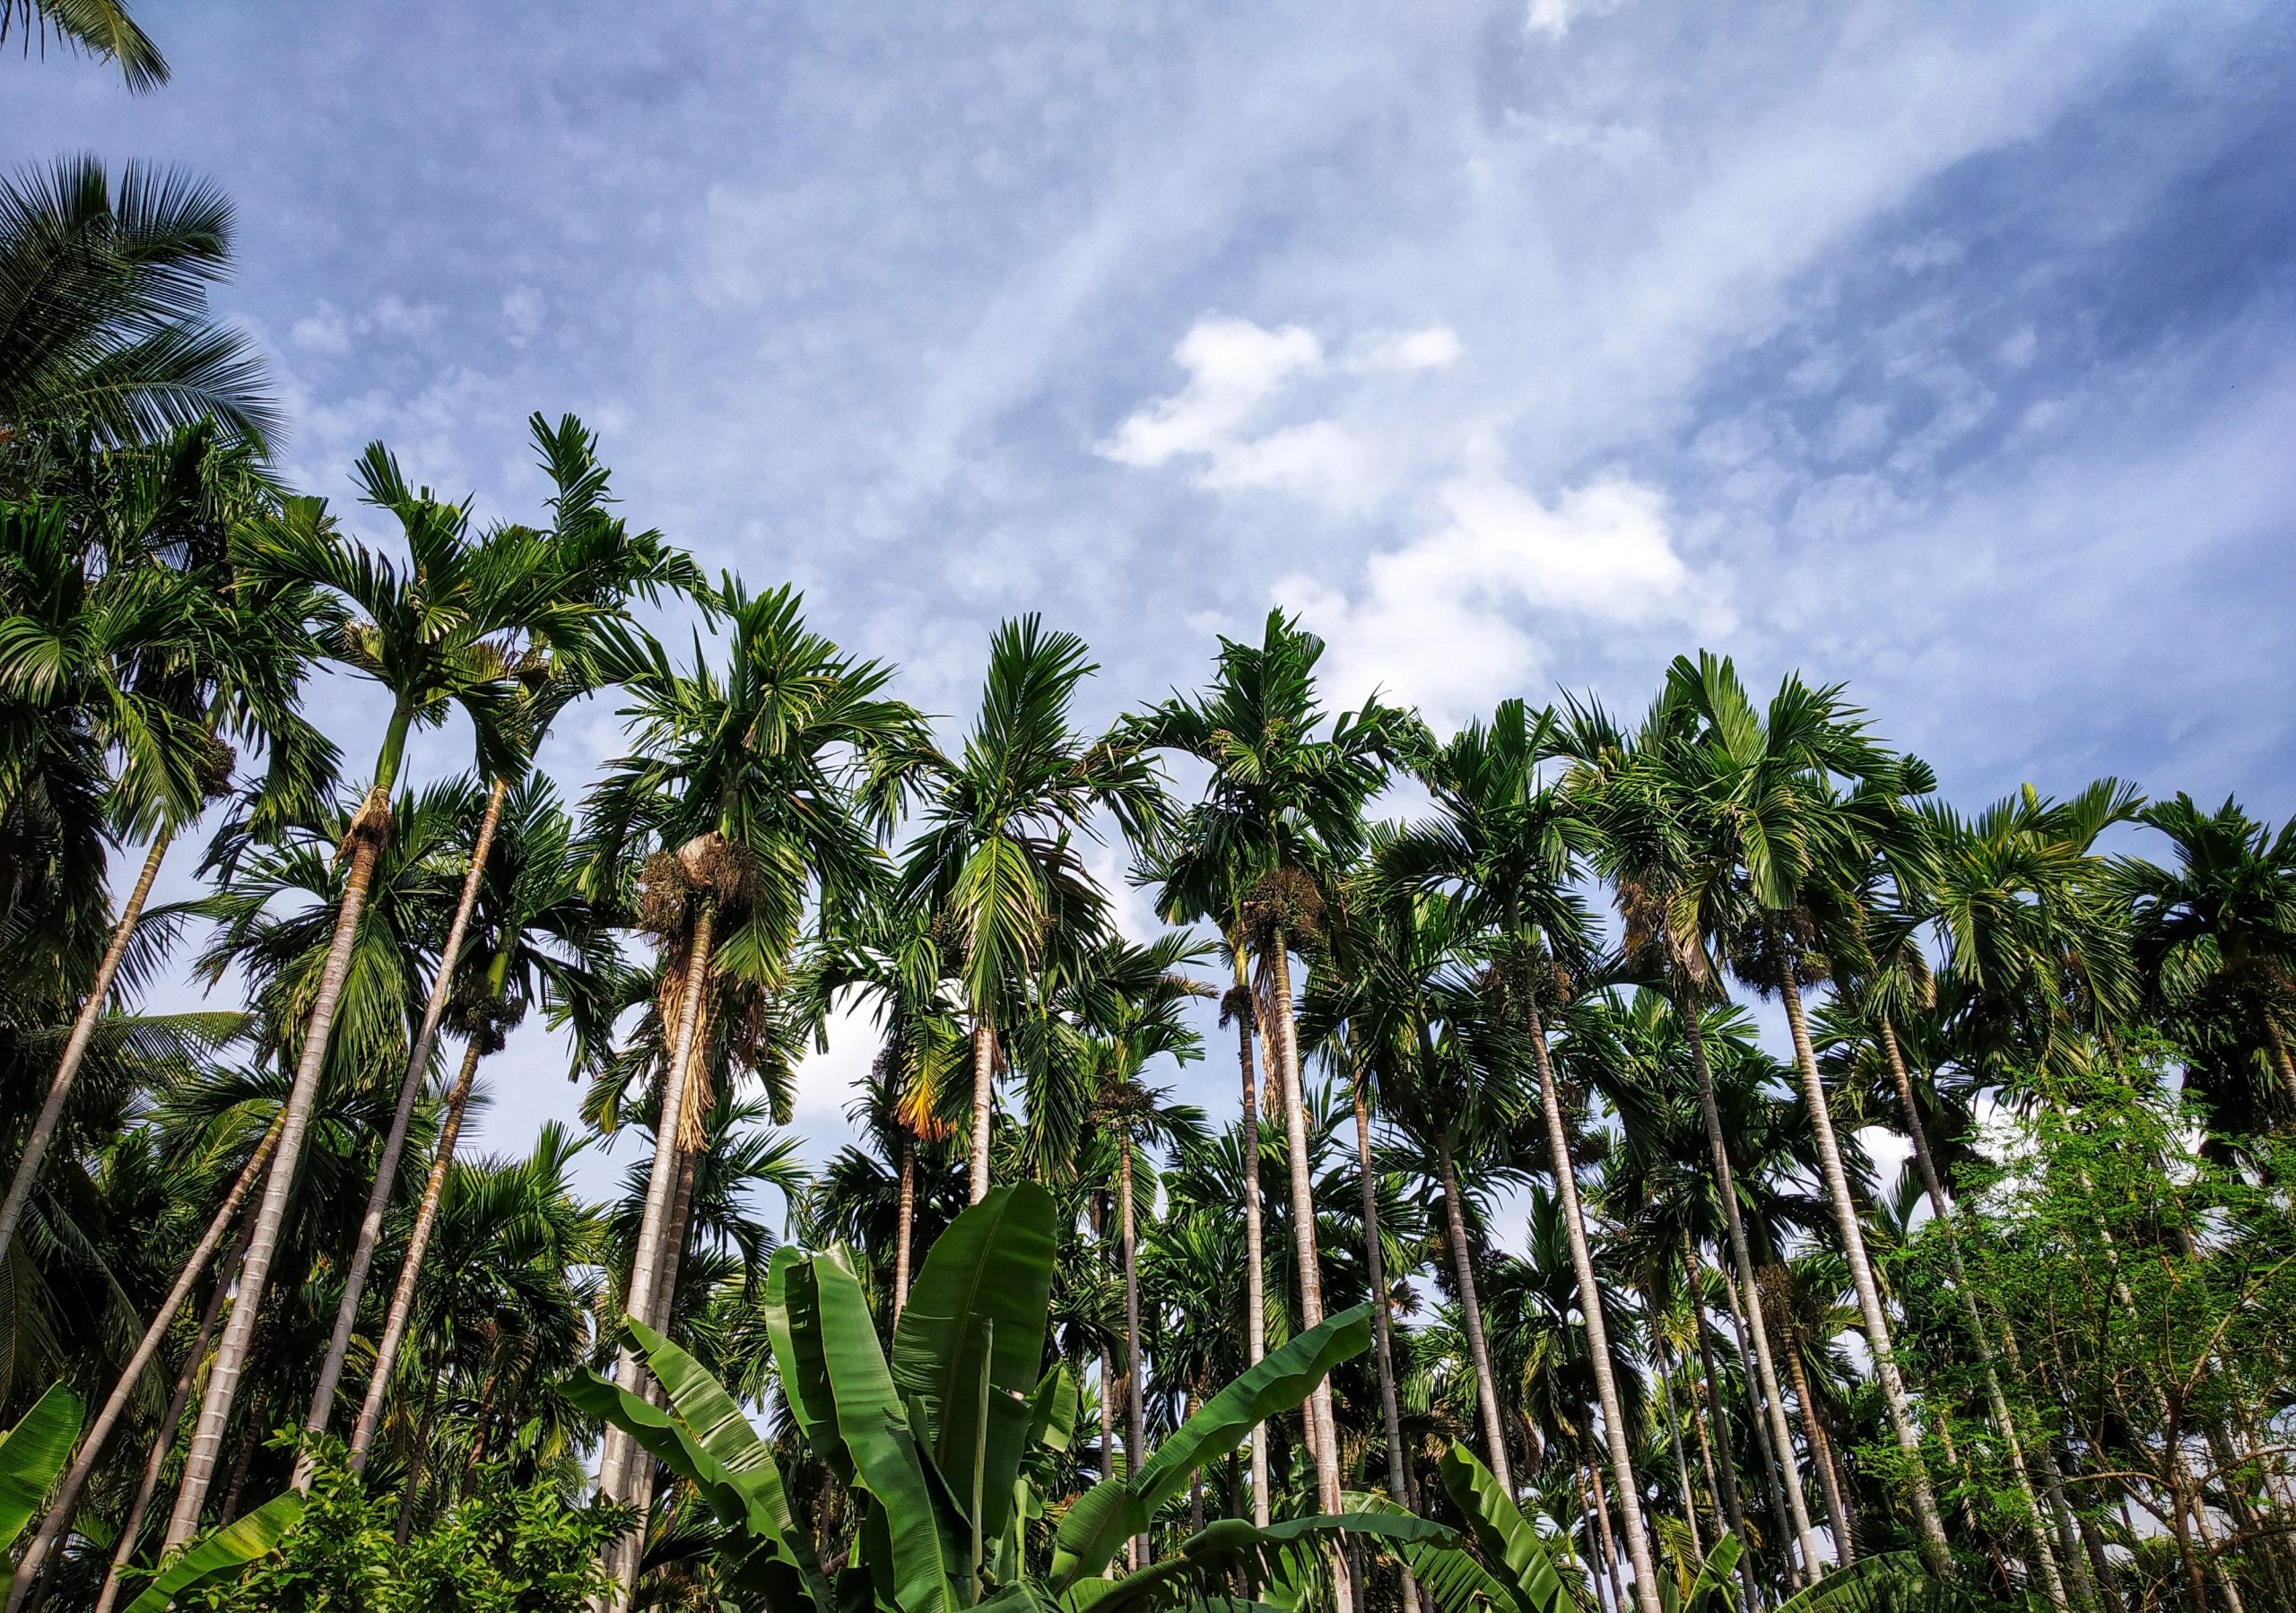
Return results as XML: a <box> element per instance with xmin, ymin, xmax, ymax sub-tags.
<box><xmin>12</xmin><ymin>1</ymin><xmax>2294</xmax><ymax>1199</ymax></box>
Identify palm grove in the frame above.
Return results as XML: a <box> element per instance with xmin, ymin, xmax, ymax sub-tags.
<box><xmin>4</xmin><ymin>11</ymin><xmax>2296</xmax><ymax>1613</ymax></box>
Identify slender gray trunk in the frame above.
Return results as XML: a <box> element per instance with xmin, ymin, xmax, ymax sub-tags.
<box><xmin>0</xmin><ymin>830</ymin><xmax>171</xmax><ymax>1269</ymax></box>
<box><xmin>968</xmin><ymin>1015</ymin><xmax>995</xmax><ymax>1204</ymax></box>
<box><xmin>1352</xmin><ymin>1077</ymin><xmax>1421</xmax><ymax>1613</ymax></box>
<box><xmin>1777</xmin><ymin>1307</ymin><xmax>1856</xmax><ymax>1568</ymax></box>
<box><xmin>352</xmin><ymin>1036</ymin><xmax>484</xmax><ymax>1465</ymax></box>
<box><xmin>1646</xmin><ymin>1291</ymin><xmax>1705</xmax><ymax>1564</ymax></box>
<box><xmin>1685</xmin><ymin>1236</ymin><xmax>1762</xmax><ymax>1612</ymax></box>
<box><xmin>166</xmin><ymin>785</ymin><xmax>393</xmax><ymax>1549</ymax></box>
<box><xmin>1440</xmin><ymin>1143</ymin><xmax>1511</xmax><ymax>1495</ymax></box>
<box><xmin>299</xmin><ymin>777</ymin><xmax>505</xmax><ymax>1481</ymax></box>
<box><xmin>1264</xmin><ymin>941</ymin><xmax>1344</xmax><ymax>1521</ymax></box>
<box><xmin>1771</xmin><ymin>962</ymin><xmax>1949</xmax><ymax>1571</ymax></box>
<box><xmin>1120</xmin><ymin>1137</ymin><xmax>1149</xmax><ymax>1568</ymax></box>
<box><xmin>1233</xmin><ymin>942</ymin><xmax>1269</xmax><ymax>1528</ymax></box>
<box><xmin>893</xmin><ymin>1132</ymin><xmax>915</xmax><ymax>1320</ymax></box>
<box><xmin>11</xmin><ymin>1112</ymin><xmax>282</xmax><ymax>1609</ymax></box>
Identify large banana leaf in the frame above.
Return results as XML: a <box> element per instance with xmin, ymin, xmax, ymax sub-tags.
<box><xmin>892</xmin><ymin>1183</ymin><xmax>1057</xmax><ymax>1547</ymax></box>
<box><xmin>1673</xmin><ymin>1533</ymin><xmax>1742</xmax><ymax>1613</ymax></box>
<box><xmin>123</xmin><ymin>1490</ymin><xmax>304</xmax><ymax>1613</ymax></box>
<box><xmin>566</xmin><ymin>1321</ymin><xmax>832</xmax><ymax>1613</ymax></box>
<box><xmin>1771</xmin><ymin>1554</ymin><xmax>1976</xmax><ymax>1613</ymax></box>
<box><xmin>811</xmin><ymin>1248</ymin><xmax>961</xmax><ymax>1613</ymax></box>
<box><xmin>0</xmin><ymin>1383</ymin><xmax>82</xmax><ymax>1548</ymax></box>
<box><xmin>1434</xmin><ymin>1446</ymin><xmax>1589</xmax><ymax>1613</ymax></box>
<box><xmin>768</xmin><ymin>1244</ymin><xmax>854</xmax><ymax>1482</ymax></box>
<box><xmin>1074</xmin><ymin>1513</ymin><xmax>1457</xmax><ymax>1613</ymax></box>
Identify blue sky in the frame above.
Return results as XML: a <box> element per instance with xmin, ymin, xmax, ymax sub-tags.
<box><xmin>12</xmin><ymin>2</ymin><xmax>2295</xmax><ymax>1202</ymax></box>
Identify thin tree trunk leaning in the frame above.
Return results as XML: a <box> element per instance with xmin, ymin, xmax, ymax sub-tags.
<box><xmin>11</xmin><ymin>1112</ymin><xmax>283</xmax><ymax>1609</ymax></box>
<box><xmin>893</xmin><ymin>1131</ymin><xmax>916</xmax><ymax>1320</ymax></box>
<box><xmin>0</xmin><ymin>829</ymin><xmax>171</xmax><ymax>1270</ymax></box>
<box><xmin>1352</xmin><ymin>1079</ymin><xmax>1421</xmax><ymax>1613</ymax></box>
<box><xmin>166</xmin><ymin>782</ymin><xmax>395</xmax><ymax>1550</ymax></box>
<box><xmin>1526</xmin><ymin>1002</ymin><xmax>1661</xmax><ymax>1613</ymax></box>
<box><xmin>1879</xmin><ymin>1020</ymin><xmax>2070</xmax><ymax>1608</ymax></box>
<box><xmin>617</xmin><ymin>1138</ymin><xmax>699</xmax><ymax>1606</ymax></box>
<box><xmin>1440</xmin><ymin>1143</ymin><xmax>1512</xmax><ymax>1496</ymax></box>
<box><xmin>1776</xmin><ymin>1307</ymin><xmax>1856</xmax><ymax>1570</ymax></box>
<box><xmin>1770</xmin><ymin>961</ymin><xmax>1951</xmax><ymax>1572</ymax></box>
<box><xmin>1677</xmin><ymin>986</ymin><xmax>1824</xmax><ymax>1580</ymax></box>
<box><xmin>300</xmin><ymin>777</ymin><xmax>505</xmax><ymax>1483</ymax></box>
<box><xmin>1683</xmin><ymin>1236</ymin><xmax>1761</xmax><ymax>1613</ymax></box>
<box><xmin>1644</xmin><ymin>1290</ymin><xmax>1705</xmax><ymax>1564</ymax></box>
<box><xmin>91</xmin><ymin>1212</ymin><xmax>249</xmax><ymax>1613</ymax></box>
<box><xmin>1119</xmin><ymin>1137</ymin><xmax>1149</xmax><ymax>1571</ymax></box>
<box><xmin>968</xmin><ymin>1015</ymin><xmax>995</xmax><ymax>1204</ymax></box>
<box><xmin>1232</xmin><ymin>942</ymin><xmax>1270</xmax><ymax>1528</ymax></box>
<box><xmin>351</xmin><ymin>1035</ymin><xmax>484</xmax><ymax>1466</ymax></box>
<box><xmin>599</xmin><ymin>894</ymin><xmax>715</xmax><ymax>1610</ymax></box>
<box><xmin>1588</xmin><ymin>1453</ymin><xmax>1627</xmax><ymax>1613</ymax></box>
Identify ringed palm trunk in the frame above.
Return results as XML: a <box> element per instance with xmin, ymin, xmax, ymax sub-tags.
<box><xmin>1439</xmin><ymin>1140</ymin><xmax>1511</xmax><ymax>1495</ymax></box>
<box><xmin>350</xmin><ymin>1032</ymin><xmax>486</xmax><ymax>1466</ymax></box>
<box><xmin>893</xmin><ymin>1131</ymin><xmax>916</xmax><ymax>1320</ymax></box>
<box><xmin>300</xmin><ymin>776</ymin><xmax>508</xmax><ymax>1481</ymax></box>
<box><xmin>11</xmin><ymin>1111</ymin><xmax>283</xmax><ymax>1608</ymax></box>
<box><xmin>1642</xmin><ymin>1285</ymin><xmax>1705</xmax><ymax>1563</ymax></box>
<box><xmin>1770</xmin><ymin>957</ymin><xmax>1950</xmax><ymax>1572</ymax></box>
<box><xmin>968</xmin><ymin>1014</ymin><xmax>996</xmax><ymax>1204</ymax></box>
<box><xmin>1231</xmin><ymin>941</ymin><xmax>1270</xmax><ymax>1527</ymax></box>
<box><xmin>166</xmin><ymin>762</ymin><xmax>403</xmax><ymax>1550</ymax></box>
<box><xmin>1525</xmin><ymin>1002</ymin><xmax>1661</xmax><ymax>1613</ymax></box>
<box><xmin>1773</xmin><ymin>1302</ymin><xmax>1856</xmax><ymax>1569</ymax></box>
<box><xmin>1879</xmin><ymin>1019</ymin><xmax>2071</xmax><ymax>1608</ymax></box>
<box><xmin>1682</xmin><ymin>1236</ymin><xmax>1760</xmax><ymax>1613</ymax></box>
<box><xmin>1119</xmin><ymin>1134</ymin><xmax>1149</xmax><ymax>1570</ymax></box>
<box><xmin>1676</xmin><ymin>980</ymin><xmax>1824</xmax><ymax>1579</ymax></box>
<box><xmin>0</xmin><ymin>828</ymin><xmax>171</xmax><ymax>1270</ymax></box>
<box><xmin>1352</xmin><ymin>1077</ymin><xmax>1421</xmax><ymax>1613</ymax></box>
<box><xmin>600</xmin><ymin>891</ymin><xmax>715</xmax><ymax>1609</ymax></box>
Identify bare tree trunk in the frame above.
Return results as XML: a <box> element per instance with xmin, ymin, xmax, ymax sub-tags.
<box><xmin>89</xmin><ymin>1209</ymin><xmax>256</xmax><ymax>1613</ymax></box>
<box><xmin>1188</xmin><ymin>1390</ymin><xmax>1207</xmax><ymax>1538</ymax></box>
<box><xmin>1773</xmin><ymin>964</ymin><xmax>1949</xmax><ymax>1571</ymax></box>
<box><xmin>0</xmin><ymin>829</ymin><xmax>170</xmax><ymax>1269</ymax></box>
<box><xmin>216</xmin><ymin>1383</ymin><xmax>265</xmax><ymax>1528</ymax></box>
<box><xmin>1777</xmin><ymin>1310</ymin><xmax>1855</xmax><ymax>1568</ymax></box>
<box><xmin>1232</xmin><ymin>942</ymin><xmax>1269</xmax><ymax>1528</ymax></box>
<box><xmin>1098</xmin><ymin>1348</ymin><xmax>1119</xmax><ymax>1578</ymax></box>
<box><xmin>11</xmin><ymin>1112</ymin><xmax>282</xmax><ymax>1610</ymax></box>
<box><xmin>617</xmin><ymin>1138</ymin><xmax>698</xmax><ymax>1599</ymax></box>
<box><xmin>1646</xmin><ymin>1294</ymin><xmax>1705</xmax><ymax>1563</ymax></box>
<box><xmin>300</xmin><ymin>777</ymin><xmax>504</xmax><ymax>1481</ymax></box>
<box><xmin>1683</xmin><ymin>1237</ymin><xmax>1761</xmax><ymax>1612</ymax></box>
<box><xmin>397</xmin><ymin>1366</ymin><xmax>441</xmax><ymax>1550</ymax></box>
<box><xmin>1589</xmin><ymin>1452</ymin><xmax>1628</xmax><ymax>1613</ymax></box>
<box><xmin>1526</xmin><ymin>1002</ymin><xmax>1660</xmax><ymax>1613</ymax></box>
<box><xmin>1678</xmin><ymin>987</ymin><xmax>1823</xmax><ymax>1580</ymax></box>
<box><xmin>1352</xmin><ymin>1078</ymin><xmax>1421</xmax><ymax>1613</ymax></box>
<box><xmin>968</xmin><ymin>1014</ymin><xmax>995</xmax><ymax>1204</ymax></box>
<box><xmin>1119</xmin><ymin>1138</ymin><xmax>1152</xmax><ymax>1568</ymax></box>
<box><xmin>166</xmin><ymin>784</ymin><xmax>394</xmax><ymax>1549</ymax></box>
<box><xmin>1440</xmin><ymin>1143</ymin><xmax>1511</xmax><ymax>1495</ymax></box>
<box><xmin>892</xmin><ymin>1131</ymin><xmax>915</xmax><ymax>1321</ymax></box>
<box><xmin>2266</xmin><ymin>1022</ymin><xmax>2296</xmax><ymax>1115</ymax></box>
<box><xmin>352</xmin><ymin>1036</ymin><xmax>484</xmax><ymax>1466</ymax></box>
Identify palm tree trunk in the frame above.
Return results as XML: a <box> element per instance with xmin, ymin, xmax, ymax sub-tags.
<box><xmin>893</xmin><ymin>1132</ymin><xmax>916</xmax><ymax>1320</ymax></box>
<box><xmin>165</xmin><ymin>779</ymin><xmax>396</xmax><ymax>1550</ymax></box>
<box><xmin>0</xmin><ymin>828</ymin><xmax>170</xmax><ymax>1270</ymax></box>
<box><xmin>1683</xmin><ymin>1236</ymin><xmax>1761</xmax><ymax>1612</ymax></box>
<box><xmin>1098</xmin><ymin>1347</ymin><xmax>1119</xmax><ymax>1577</ymax></box>
<box><xmin>1352</xmin><ymin>1078</ymin><xmax>1422</xmax><ymax>1613</ymax></box>
<box><xmin>1777</xmin><ymin>1313</ymin><xmax>1855</xmax><ymax>1568</ymax></box>
<box><xmin>89</xmin><ymin>1207</ymin><xmax>256</xmax><ymax>1613</ymax></box>
<box><xmin>1526</xmin><ymin>1002</ymin><xmax>1660</xmax><ymax>1613</ymax></box>
<box><xmin>10</xmin><ymin>1112</ymin><xmax>282</xmax><ymax>1609</ymax></box>
<box><xmin>1119</xmin><ymin>1136</ymin><xmax>1150</xmax><ymax>1570</ymax></box>
<box><xmin>600</xmin><ymin>893</ymin><xmax>715</xmax><ymax>1609</ymax></box>
<box><xmin>1187</xmin><ymin>1390</ymin><xmax>1207</xmax><ymax>1538</ymax></box>
<box><xmin>300</xmin><ymin>776</ymin><xmax>505</xmax><ymax>1481</ymax></box>
<box><xmin>397</xmin><ymin>1364</ymin><xmax>442</xmax><ymax>1550</ymax></box>
<box><xmin>1588</xmin><ymin>1452</ymin><xmax>1627</xmax><ymax>1613</ymax></box>
<box><xmin>1879</xmin><ymin>1019</ymin><xmax>2070</xmax><ymax>1607</ymax></box>
<box><xmin>1264</xmin><ymin>936</ymin><xmax>1344</xmax><ymax>1537</ymax></box>
<box><xmin>216</xmin><ymin>1383</ymin><xmax>265</xmax><ymax>1526</ymax></box>
<box><xmin>1644</xmin><ymin>1291</ymin><xmax>1705</xmax><ymax>1563</ymax></box>
<box><xmin>1771</xmin><ymin>961</ymin><xmax>1950</xmax><ymax>1571</ymax></box>
<box><xmin>1233</xmin><ymin>941</ymin><xmax>1269</xmax><ymax>1528</ymax></box>
<box><xmin>2266</xmin><ymin>1022</ymin><xmax>2296</xmax><ymax>1115</ymax></box>
<box><xmin>351</xmin><ymin>1034</ymin><xmax>484</xmax><ymax>1466</ymax></box>
<box><xmin>968</xmin><ymin>1014</ymin><xmax>995</xmax><ymax>1204</ymax></box>
<box><xmin>1677</xmin><ymin>984</ymin><xmax>1824</xmax><ymax>1580</ymax></box>
<box><xmin>1439</xmin><ymin>1141</ymin><xmax>1512</xmax><ymax>1495</ymax></box>
<box><xmin>617</xmin><ymin>1136</ymin><xmax>698</xmax><ymax>1596</ymax></box>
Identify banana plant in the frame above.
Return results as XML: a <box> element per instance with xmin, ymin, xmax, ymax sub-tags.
<box><xmin>0</xmin><ymin>1385</ymin><xmax>81</xmax><ymax>1550</ymax></box>
<box><xmin>1770</xmin><ymin>1554</ymin><xmax>1979</xmax><ymax>1613</ymax></box>
<box><xmin>570</xmin><ymin>1182</ymin><xmax>1452</xmax><ymax>1613</ymax></box>
<box><xmin>1357</xmin><ymin>1445</ymin><xmax>1594</xmax><ymax>1613</ymax></box>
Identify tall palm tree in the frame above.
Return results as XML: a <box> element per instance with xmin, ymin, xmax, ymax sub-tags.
<box><xmin>1657</xmin><ymin>650</ymin><xmax>1952</xmax><ymax>1573</ymax></box>
<box><xmin>1130</xmin><ymin>608</ymin><xmax>1400</xmax><ymax>1531</ymax></box>
<box><xmin>897</xmin><ymin>614</ymin><xmax>1156</xmax><ymax>1204</ymax></box>
<box><xmin>0</xmin><ymin>158</ymin><xmax>274</xmax><ymax>452</ymax></box>
<box><xmin>1388</xmin><ymin>698</ymin><xmax>1664</xmax><ymax>1613</ymax></box>
<box><xmin>300</xmin><ymin>413</ymin><xmax>693</xmax><ymax>1468</ymax></box>
<box><xmin>163</xmin><ymin>445</ymin><xmax>553</xmax><ymax>1548</ymax></box>
<box><xmin>579</xmin><ymin>577</ymin><xmax>925</xmax><ymax>1602</ymax></box>
<box><xmin>0</xmin><ymin>0</ymin><xmax>168</xmax><ymax>91</ymax></box>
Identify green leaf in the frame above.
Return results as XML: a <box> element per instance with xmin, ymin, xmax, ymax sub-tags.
<box><xmin>1343</xmin><ymin>1489</ymin><xmax>1537</xmax><ymax>1613</ymax></box>
<box><xmin>1131</xmin><ymin>1303</ymin><xmax>1371</xmax><ymax>1517</ymax></box>
<box><xmin>1436</xmin><ymin>1444</ymin><xmax>1584</xmax><ymax>1613</ymax></box>
<box><xmin>812</xmin><ymin>1248</ymin><xmax>959</xmax><ymax>1613</ymax></box>
<box><xmin>1025</xmin><ymin>1362</ymin><xmax>1079</xmax><ymax>1455</ymax></box>
<box><xmin>767</xmin><ymin>1244</ymin><xmax>852</xmax><ymax>1481</ymax></box>
<box><xmin>891</xmin><ymin>1182</ymin><xmax>1058</xmax><ymax>1548</ymax></box>
<box><xmin>1082</xmin><ymin>1513</ymin><xmax>1457</xmax><ymax>1613</ymax></box>
<box><xmin>1771</xmin><ymin>1553</ymin><xmax>1976</xmax><ymax>1613</ymax></box>
<box><xmin>1684</xmin><ymin>1533</ymin><xmax>1744</xmax><ymax>1613</ymax></box>
<box><xmin>124</xmin><ymin>1491</ymin><xmax>304</xmax><ymax>1613</ymax></box>
<box><xmin>1048</xmin><ymin>1480</ymin><xmax>1148</xmax><ymax>1592</ymax></box>
<box><xmin>0</xmin><ymin>1383</ymin><xmax>81</xmax><ymax>1548</ymax></box>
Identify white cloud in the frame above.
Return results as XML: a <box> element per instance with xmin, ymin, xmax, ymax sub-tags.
<box><xmin>502</xmin><ymin>284</ymin><xmax>546</xmax><ymax>344</ymax></box>
<box><xmin>1280</xmin><ymin>470</ymin><xmax>1724</xmax><ymax>724</ymax></box>
<box><xmin>291</xmin><ymin>301</ymin><xmax>351</xmax><ymax>354</ymax></box>
<box><xmin>1523</xmin><ymin>0</ymin><xmax>1623</xmax><ymax>42</ymax></box>
<box><xmin>1098</xmin><ymin>316</ymin><xmax>1324</xmax><ymax>467</ymax></box>
<box><xmin>1345</xmin><ymin>325</ymin><xmax>1463</xmax><ymax>373</ymax></box>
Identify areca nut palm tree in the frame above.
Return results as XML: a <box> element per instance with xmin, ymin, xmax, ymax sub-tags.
<box><xmin>1</xmin><ymin>0</ymin><xmax>168</xmax><ymax>90</ymax></box>
<box><xmin>163</xmin><ymin>444</ymin><xmax>569</xmax><ymax>1549</ymax></box>
<box><xmin>896</xmin><ymin>613</ymin><xmax>1159</xmax><ymax>1205</ymax></box>
<box><xmin>300</xmin><ymin>412</ymin><xmax>699</xmax><ymax>1470</ymax></box>
<box><xmin>1660</xmin><ymin>649</ymin><xmax>1952</xmax><ymax>1573</ymax></box>
<box><xmin>578</xmin><ymin>576</ymin><xmax>926</xmax><ymax>1596</ymax></box>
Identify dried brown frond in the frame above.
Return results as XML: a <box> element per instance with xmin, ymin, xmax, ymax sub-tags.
<box><xmin>1218</xmin><ymin>983</ymin><xmax>1256</xmax><ymax>1030</ymax></box>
